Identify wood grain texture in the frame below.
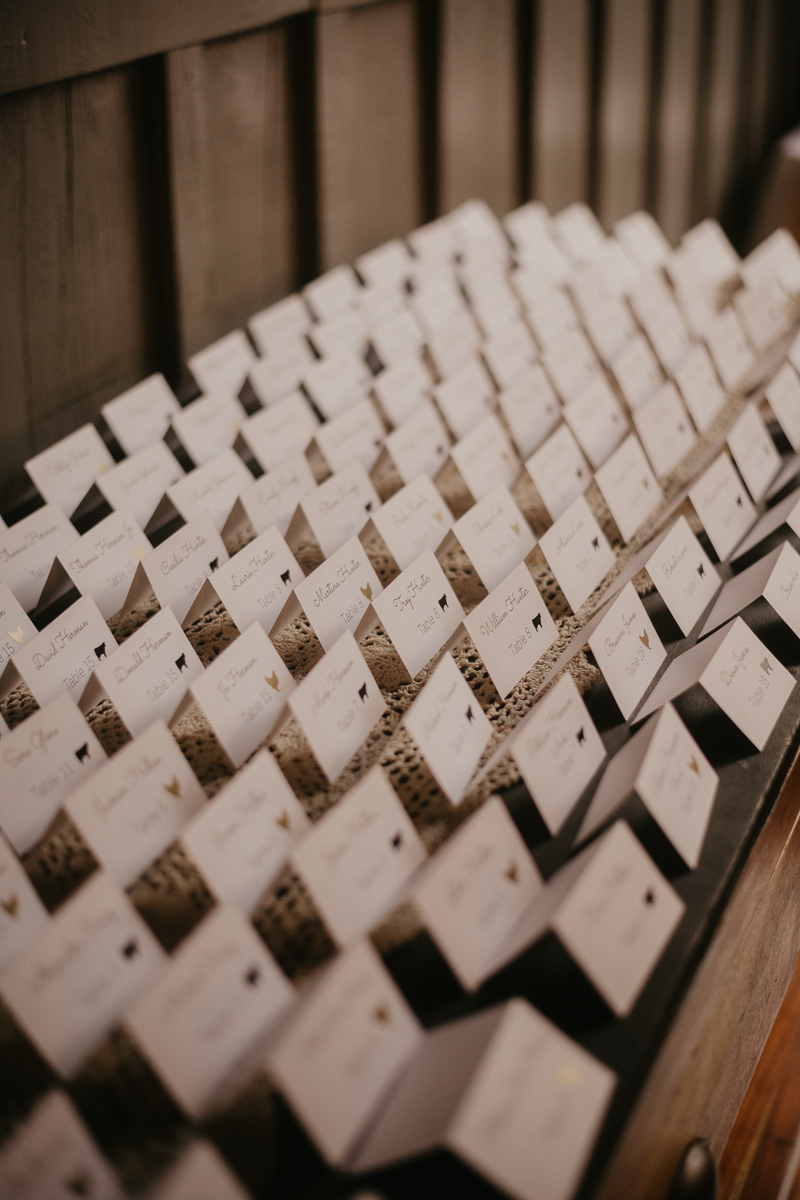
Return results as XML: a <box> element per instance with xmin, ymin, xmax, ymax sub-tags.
<box><xmin>438</xmin><ymin>0</ymin><xmax>517</xmax><ymax>216</ymax></box>
<box><xmin>532</xmin><ymin>0</ymin><xmax>591</xmax><ymax>212</ymax></box>
<box><xmin>718</xmin><ymin>951</ymin><xmax>800</xmax><ymax>1199</ymax></box>
<box><xmin>167</xmin><ymin>26</ymin><xmax>295</xmax><ymax>366</ymax></box>
<box><xmin>0</xmin><ymin>0</ymin><xmax>309</xmax><ymax>96</ymax></box>
<box><xmin>704</xmin><ymin>0</ymin><xmax>743</xmax><ymax>218</ymax></box>
<box><xmin>0</xmin><ymin>66</ymin><xmax>159</xmax><ymax>494</ymax></box>
<box><xmin>655</xmin><ymin>0</ymin><xmax>702</xmax><ymax>243</ymax></box>
<box><xmin>315</xmin><ymin>0</ymin><xmax>422</xmax><ymax>269</ymax></box>
<box><xmin>596</xmin><ymin>0</ymin><xmax>652</xmax><ymax>229</ymax></box>
<box><xmin>591</xmin><ymin>746</ymin><xmax>800</xmax><ymax>1200</ymax></box>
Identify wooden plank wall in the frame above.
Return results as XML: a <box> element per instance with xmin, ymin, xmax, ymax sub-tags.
<box><xmin>1</xmin><ymin>0</ymin><xmax>799</xmax><ymax>504</ymax></box>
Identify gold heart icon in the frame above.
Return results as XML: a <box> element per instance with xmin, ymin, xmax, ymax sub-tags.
<box><xmin>372</xmin><ymin>1004</ymin><xmax>391</xmax><ymax>1024</ymax></box>
<box><xmin>265</xmin><ymin>671</ymin><xmax>280</xmax><ymax>691</ymax></box>
<box><xmin>8</xmin><ymin>625</ymin><xmax>24</xmax><ymax>645</ymax></box>
<box><xmin>131</xmin><ymin>545</ymin><xmax>146</xmax><ymax>560</ymax></box>
<box><xmin>639</xmin><ymin>630</ymin><xmax>650</xmax><ymax>650</ymax></box>
<box><xmin>164</xmin><ymin>776</ymin><xmax>181</xmax><ymax>798</ymax></box>
<box><xmin>432</xmin><ymin>510</ymin><xmax>443</xmax><ymax>524</ymax></box>
<box><xmin>688</xmin><ymin>757</ymin><xmax>700</xmax><ymax>775</ymax></box>
<box><xmin>509</xmin><ymin>521</ymin><xmax>520</xmax><ymax>536</ymax></box>
<box><xmin>275</xmin><ymin>810</ymin><xmax>291</xmax><ymax>830</ymax></box>
<box><xmin>360</xmin><ymin>582</ymin><xmax>373</xmax><ymax>600</ymax></box>
<box><xmin>505</xmin><ymin>862</ymin><xmax>519</xmax><ymax>883</ymax></box>
<box><xmin>1</xmin><ymin>894</ymin><xmax>19</xmax><ymax>918</ymax></box>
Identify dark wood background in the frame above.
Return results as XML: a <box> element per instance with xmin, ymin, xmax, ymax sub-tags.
<box><xmin>1</xmin><ymin>0</ymin><xmax>799</xmax><ymax>502</ymax></box>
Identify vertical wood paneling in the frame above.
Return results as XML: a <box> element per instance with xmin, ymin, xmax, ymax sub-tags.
<box><xmin>167</xmin><ymin>25</ymin><xmax>294</xmax><ymax>365</ymax></box>
<box><xmin>532</xmin><ymin>0</ymin><xmax>591</xmax><ymax>212</ymax></box>
<box><xmin>596</xmin><ymin>0</ymin><xmax>652</xmax><ymax>229</ymax></box>
<box><xmin>0</xmin><ymin>66</ymin><xmax>158</xmax><ymax>495</ymax></box>
<box><xmin>315</xmin><ymin>0</ymin><xmax>422</xmax><ymax>270</ymax></box>
<box><xmin>704</xmin><ymin>0</ymin><xmax>742</xmax><ymax>218</ymax></box>
<box><xmin>655</xmin><ymin>0</ymin><xmax>703</xmax><ymax>243</ymax></box>
<box><xmin>438</xmin><ymin>0</ymin><xmax>517</xmax><ymax>215</ymax></box>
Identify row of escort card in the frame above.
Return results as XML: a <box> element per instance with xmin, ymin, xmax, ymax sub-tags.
<box><xmin>2</xmin><ymin>199</ymin><xmax>800</xmax><ymax>1200</ymax></box>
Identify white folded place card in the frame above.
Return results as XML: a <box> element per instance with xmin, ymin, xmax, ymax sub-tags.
<box><xmin>188</xmin><ymin>330</ymin><xmax>256</xmax><ymax>397</ymax></box>
<box><xmin>645</xmin><ymin>514</ymin><xmax>721</xmax><ymax>636</ymax></box>
<box><xmin>357</xmin><ymin>238</ymin><xmax>412</xmax><ymax>289</ymax></box>
<box><xmin>171</xmin><ymin>393</ymin><xmax>247</xmax><ymax>467</ymax></box>
<box><xmin>688</xmin><ymin>452</ymin><xmax>757</xmax><ymax>561</ymax></box>
<box><xmin>354</xmin><ymin>998</ymin><xmax>615</xmax><ymax>1200</ymax></box>
<box><xmin>408</xmin><ymin>216</ymin><xmax>457</xmax><ymax>264</ymax></box>
<box><xmin>588</xmin><ymin>582</ymin><xmax>666</xmax><ymax>719</ymax></box>
<box><xmin>370</xmin><ymin>474</ymin><xmax>453</xmax><ymax>571</ymax></box>
<box><xmin>481</xmin><ymin>318</ymin><xmax>538</xmax><ymax>391</ymax></box>
<box><xmin>538</xmin><ymin>493</ymin><xmax>616</xmax><ymax>613</ymax></box>
<box><xmin>372</xmin><ymin>357</ymin><xmax>431</xmax><ymax>427</ymax></box>
<box><xmin>511</xmin><ymin>672</ymin><xmax>606</xmax><ymax>834</ymax></box>
<box><xmin>0</xmin><ymin>504</ymin><xmax>77</xmax><ymax>613</ymax></box>
<box><xmin>577</xmin><ymin>703</ymin><xmax>717</xmax><ymax>869</ymax></box>
<box><xmin>449</xmin><ymin>413</ymin><xmax>518</xmax><ymax>503</ymax></box>
<box><xmin>314</xmin><ymin>396</ymin><xmax>385</xmax><ymax>474</ymax></box>
<box><xmin>512</xmin><ymin>821</ymin><xmax>683</xmax><ymax>1016</ymax></box>
<box><xmin>451</xmin><ymin>484</ymin><xmax>537</xmax><ymax>593</ymax></box>
<box><xmin>95</xmin><ymin>442</ymin><xmax>184</xmax><ymax>530</ymax></box>
<box><xmin>638</xmin><ymin>616</ymin><xmax>795</xmax><ymax>750</ymax></box>
<box><xmin>126</xmin><ymin>904</ymin><xmax>292</xmax><ymax>1116</ymax></box>
<box><xmin>582</xmin><ymin>296</ymin><xmax>636</xmax><ymax>364</ymax></box>
<box><xmin>741</xmin><ymin>228</ymin><xmax>800</xmax><ymax>298</ymax></box>
<box><xmin>766</xmin><ymin>362</ymin><xmax>800</xmax><ymax>452</ymax></box>
<box><xmin>633</xmin><ymin>381</ymin><xmax>696</xmax><ymax>480</ymax></box>
<box><xmin>0</xmin><ymin>870</ymin><xmax>164</xmax><ymax>1075</ymax></box>
<box><xmin>404</xmin><ymin>653</ymin><xmax>491</xmax><ymax>804</ymax></box>
<box><xmin>303</xmin><ymin>264</ymin><xmax>361</xmax><ymax>322</ymax></box>
<box><xmin>186</xmin><ymin>525</ymin><xmax>303</xmax><ymax>637</ymax></box>
<box><xmin>292</xmin><ymin>766</ymin><xmax>426</xmax><ymax>947</ymax></box>
<box><xmin>266</xmin><ymin>938</ymin><xmax>423</xmax><ymax>1167</ymax></box>
<box><xmin>0</xmin><ymin>1090</ymin><xmax>124</xmax><ymax>1200</ymax></box>
<box><xmin>38</xmin><ymin>510</ymin><xmax>152</xmax><ymax>620</ymax></box>
<box><xmin>553</xmin><ymin>202</ymin><xmax>607</xmax><ymax>265</ymax></box>
<box><xmin>248</xmin><ymin>293</ymin><xmax>311</xmax><ymax>355</ymax></box>
<box><xmin>370</xmin><ymin>309</ymin><xmax>424</xmax><ymax>370</ymax></box>
<box><xmin>611</xmin><ymin>333</ymin><xmax>663</xmax><ymax>412</ymax></box>
<box><xmin>700</xmin><ymin>542</ymin><xmax>800</xmax><ymax>643</ymax></box>
<box><xmin>164</xmin><ymin>449</ymin><xmax>253</xmax><ymax>532</ymax></box>
<box><xmin>124</xmin><ymin>512</ymin><xmax>229</xmax><ymax>623</ymax></box>
<box><xmin>181</xmin><ymin>748</ymin><xmax>309</xmax><ymax>913</ymax></box>
<box><xmin>65</xmin><ymin>720</ymin><xmax>206</xmax><ymax>887</ymax></box>
<box><xmin>0</xmin><ymin>594</ymin><xmax>116</xmax><ymax>710</ymax></box>
<box><xmin>497</xmin><ymin>362</ymin><xmax>560</xmax><ymax>458</ymax></box>
<box><xmin>79</xmin><ymin>607</ymin><xmax>203</xmax><ymax>737</ymax></box>
<box><xmin>433</xmin><ymin>356</ymin><xmax>495</xmax><ymax>440</ymax></box>
<box><xmin>705</xmin><ymin>307</ymin><xmax>755</xmax><ymax>392</ymax></box>
<box><xmin>526</xmin><ymin>288</ymin><xmax>580</xmax><ymax>352</ymax></box>
<box><xmin>179</xmin><ymin>622</ymin><xmax>294</xmax><ymax>768</ymax></box>
<box><xmin>731</xmin><ymin>485</ymin><xmax>800</xmax><ymax>561</ymax></box>
<box><xmin>525</xmin><ymin>423</ymin><xmax>591</xmax><ymax>522</ymax></box>
<box><xmin>238</xmin><ymin>391</ymin><xmax>319</xmax><ymax>471</ymax></box>
<box><xmin>288</xmin><ymin>630</ymin><xmax>385</xmax><ymax>781</ymax></box>
<box><xmin>247</xmin><ymin>339</ymin><xmax>315</xmax><ymax>407</ymax></box>
<box><xmin>0</xmin><ymin>693</ymin><xmax>107</xmax><ymax>854</ymax></box>
<box><xmin>595</xmin><ymin>434</ymin><xmax>661</xmax><ymax>544</ymax></box>
<box><xmin>382</xmin><ymin>400</ymin><xmax>450</xmax><ymax>485</ymax></box>
<box><xmin>0</xmin><ymin>830</ymin><xmax>48</xmax><ymax>972</ymax></box>
<box><xmin>144</xmin><ymin>1141</ymin><xmax>250</xmax><ymax>1200</ymax></box>
<box><xmin>302</xmin><ymin>352</ymin><xmax>370</xmax><ymax>421</ymax></box>
<box><xmin>414</xmin><ymin>796</ymin><xmax>543</xmax><ymax>991</ymax></box>
<box><xmin>101</xmin><ymin>373</ymin><xmax>180</xmax><ymax>456</ymax></box>
<box><xmin>0</xmin><ymin>583</ymin><xmax>37</xmax><ymax>672</ymax></box>
<box><xmin>726</xmin><ymin>402</ymin><xmax>781</xmax><ymax>503</ymax></box>
<box><xmin>674</xmin><ymin>343</ymin><xmax>726</xmax><ymax>432</ymax></box>
<box><xmin>295</xmin><ymin>535</ymin><xmax>382</xmax><ymax>651</ymax></box>
<box><xmin>563</xmin><ymin>373</ymin><xmax>628</xmax><ymax>469</ymax></box>
<box><xmin>372</xmin><ymin>547</ymin><xmax>464</xmax><ymax>679</ymax></box>
<box><xmin>636</xmin><ymin>295</ymin><xmax>689</xmax><ymax>370</ymax></box>
<box><xmin>464</xmin><ymin>562</ymin><xmax>558</xmax><ymax>698</ymax></box>
<box><xmin>25</xmin><ymin>424</ymin><xmax>116</xmax><ymax>517</ymax></box>
<box><xmin>287</xmin><ymin>461</ymin><xmax>380</xmax><ymax>560</ymax></box>
<box><xmin>542</xmin><ymin>328</ymin><xmax>599</xmax><ymax>403</ymax></box>
<box><xmin>410</xmin><ymin>275</ymin><xmax>467</xmax><ymax>335</ymax></box>
<box><xmin>226</xmin><ymin>454</ymin><xmax>317</xmax><ymax>540</ymax></box>
<box><xmin>309</xmin><ymin>309</ymin><xmax>368</xmax><ymax>361</ymax></box>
